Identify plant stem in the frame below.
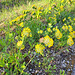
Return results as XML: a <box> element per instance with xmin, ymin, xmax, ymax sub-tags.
<box><xmin>21</xmin><ymin>54</ymin><xmax>36</xmax><ymax>74</ymax></box>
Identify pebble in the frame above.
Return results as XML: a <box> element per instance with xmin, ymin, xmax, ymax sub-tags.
<box><xmin>67</xmin><ymin>61</ymin><xmax>70</xmax><ymax>64</ymax></box>
<box><xmin>62</xmin><ymin>63</ymin><xmax>66</xmax><ymax>68</ymax></box>
<box><xmin>35</xmin><ymin>70</ymin><xmax>39</xmax><ymax>73</ymax></box>
<box><xmin>67</xmin><ymin>69</ymin><xmax>71</xmax><ymax>71</ymax></box>
<box><xmin>30</xmin><ymin>69</ymin><xmax>32</xmax><ymax>71</ymax></box>
<box><xmin>62</xmin><ymin>60</ymin><xmax>65</xmax><ymax>63</ymax></box>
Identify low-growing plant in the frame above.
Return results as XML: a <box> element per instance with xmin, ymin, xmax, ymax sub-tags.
<box><xmin>0</xmin><ymin>0</ymin><xmax>75</xmax><ymax>74</ymax></box>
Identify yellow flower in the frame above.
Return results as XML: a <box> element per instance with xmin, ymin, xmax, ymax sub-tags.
<box><xmin>61</xmin><ymin>0</ymin><xmax>64</xmax><ymax>3</ymax></box>
<box><xmin>35</xmin><ymin>44</ymin><xmax>45</xmax><ymax>55</ymax></box>
<box><xmin>38</xmin><ymin>7</ymin><xmax>43</xmax><ymax>11</ymax></box>
<box><xmin>67</xmin><ymin>36</ymin><xmax>74</xmax><ymax>46</ymax></box>
<box><xmin>19</xmin><ymin>22</ymin><xmax>24</xmax><ymax>27</ymax></box>
<box><xmin>20</xmin><ymin>45</ymin><xmax>25</xmax><ymax>50</ymax></box>
<box><xmin>17</xmin><ymin>41</ymin><xmax>23</xmax><ymax>47</ymax></box>
<box><xmin>63</xmin><ymin>18</ymin><xmax>66</xmax><ymax>22</ymax></box>
<box><xmin>68</xmin><ymin>25</ymin><xmax>73</xmax><ymax>32</ymax></box>
<box><xmin>73</xmin><ymin>18</ymin><xmax>75</xmax><ymax>21</ymax></box>
<box><xmin>68</xmin><ymin>17</ymin><xmax>71</xmax><ymax>19</ymax></box>
<box><xmin>21</xmin><ymin>27</ymin><xmax>31</xmax><ymax>37</ymax></box>
<box><xmin>23</xmin><ymin>10</ymin><xmax>29</xmax><ymax>14</ymax></box>
<box><xmin>19</xmin><ymin>15</ymin><xmax>23</xmax><ymax>19</ymax></box>
<box><xmin>58</xmin><ymin>12</ymin><xmax>60</xmax><ymax>15</ymax></box>
<box><xmin>23</xmin><ymin>14</ymin><xmax>26</xmax><ymax>17</ymax></box>
<box><xmin>55</xmin><ymin>29</ymin><xmax>62</xmax><ymax>39</ymax></box>
<box><xmin>31</xmin><ymin>11</ymin><xmax>35</xmax><ymax>15</ymax></box>
<box><xmin>38</xmin><ymin>30</ymin><xmax>43</xmax><ymax>34</ymax></box>
<box><xmin>43</xmin><ymin>35</ymin><xmax>53</xmax><ymax>48</ymax></box>
<box><xmin>32</xmin><ymin>5</ymin><xmax>37</xmax><ymax>9</ymax></box>
<box><xmin>9</xmin><ymin>21</ymin><xmax>12</xmax><ymax>25</ymax></box>
<box><xmin>69</xmin><ymin>31</ymin><xmax>75</xmax><ymax>38</ymax></box>
<box><xmin>30</xmin><ymin>33</ymin><xmax>32</xmax><ymax>37</ymax></box>
<box><xmin>53</xmin><ymin>28</ymin><xmax>56</xmax><ymax>31</ymax></box>
<box><xmin>60</xmin><ymin>5</ymin><xmax>64</xmax><ymax>11</ymax></box>
<box><xmin>9</xmin><ymin>19</ymin><xmax>15</xmax><ymax>25</ymax></box>
<box><xmin>15</xmin><ymin>17</ymin><xmax>20</xmax><ymax>21</ymax></box>
<box><xmin>49</xmin><ymin>7</ymin><xmax>51</xmax><ymax>10</ymax></box>
<box><xmin>48</xmin><ymin>23</ymin><xmax>52</xmax><ymax>28</ymax></box>
<box><xmin>47</xmin><ymin>28</ymin><xmax>52</xmax><ymax>32</ymax></box>
<box><xmin>62</xmin><ymin>24</ymin><xmax>68</xmax><ymax>32</ymax></box>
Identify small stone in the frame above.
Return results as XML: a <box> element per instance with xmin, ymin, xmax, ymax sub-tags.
<box><xmin>30</xmin><ymin>69</ymin><xmax>32</xmax><ymax>71</ymax></box>
<box><xmin>67</xmin><ymin>69</ymin><xmax>70</xmax><ymax>71</ymax></box>
<box><xmin>62</xmin><ymin>63</ymin><xmax>66</xmax><ymax>68</ymax></box>
<box><xmin>35</xmin><ymin>70</ymin><xmax>39</xmax><ymax>73</ymax></box>
<box><xmin>67</xmin><ymin>61</ymin><xmax>70</xmax><ymax>64</ymax></box>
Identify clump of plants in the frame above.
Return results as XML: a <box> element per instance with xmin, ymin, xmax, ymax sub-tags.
<box><xmin>0</xmin><ymin>0</ymin><xmax>75</xmax><ymax>74</ymax></box>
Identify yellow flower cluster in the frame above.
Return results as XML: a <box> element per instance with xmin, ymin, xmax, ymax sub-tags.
<box><xmin>23</xmin><ymin>10</ymin><xmax>29</xmax><ymax>14</ymax></box>
<box><xmin>55</xmin><ymin>29</ymin><xmax>62</xmax><ymax>39</ymax></box>
<box><xmin>62</xmin><ymin>24</ymin><xmax>68</xmax><ymax>32</ymax></box>
<box><xmin>38</xmin><ymin>7</ymin><xmax>43</xmax><ymax>11</ymax></box>
<box><xmin>19</xmin><ymin>22</ymin><xmax>24</xmax><ymax>27</ymax></box>
<box><xmin>60</xmin><ymin>5</ymin><xmax>64</xmax><ymax>11</ymax></box>
<box><xmin>68</xmin><ymin>25</ymin><xmax>73</xmax><ymax>32</ymax></box>
<box><xmin>61</xmin><ymin>0</ymin><xmax>64</xmax><ymax>3</ymax></box>
<box><xmin>15</xmin><ymin>17</ymin><xmax>20</xmax><ymax>21</ymax></box>
<box><xmin>21</xmin><ymin>27</ymin><xmax>31</xmax><ymax>37</ymax></box>
<box><xmin>63</xmin><ymin>18</ymin><xmax>66</xmax><ymax>22</ymax></box>
<box><xmin>35</xmin><ymin>44</ymin><xmax>45</xmax><ymax>55</ymax></box>
<box><xmin>19</xmin><ymin>15</ymin><xmax>23</xmax><ymax>19</ymax></box>
<box><xmin>17</xmin><ymin>40</ymin><xmax>23</xmax><ymax>47</ymax></box>
<box><xmin>32</xmin><ymin>5</ymin><xmax>37</xmax><ymax>9</ymax></box>
<box><xmin>38</xmin><ymin>30</ymin><xmax>43</xmax><ymax>34</ymax></box>
<box><xmin>67</xmin><ymin>36</ymin><xmax>74</xmax><ymax>46</ymax></box>
<box><xmin>48</xmin><ymin>23</ymin><xmax>52</xmax><ymax>28</ymax></box>
<box><xmin>68</xmin><ymin>17</ymin><xmax>71</xmax><ymax>19</ymax></box>
<box><xmin>9</xmin><ymin>15</ymin><xmax>24</xmax><ymax>25</ymax></box>
<box><xmin>43</xmin><ymin>35</ymin><xmax>53</xmax><ymax>48</ymax></box>
<box><xmin>17</xmin><ymin>40</ymin><xmax>25</xmax><ymax>50</ymax></box>
<box><xmin>69</xmin><ymin>31</ymin><xmax>75</xmax><ymax>38</ymax></box>
<box><xmin>9</xmin><ymin>19</ymin><xmax>15</xmax><ymax>25</ymax></box>
<box><xmin>47</xmin><ymin>28</ymin><xmax>52</xmax><ymax>32</ymax></box>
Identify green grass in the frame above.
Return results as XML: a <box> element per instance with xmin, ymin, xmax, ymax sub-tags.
<box><xmin>0</xmin><ymin>0</ymin><xmax>49</xmax><ymax>24</ymax></box>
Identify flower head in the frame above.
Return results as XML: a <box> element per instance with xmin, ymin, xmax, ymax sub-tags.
<box><xmin>55</xmin><ymin>29</ymin><xmax>62</xmax><ymax>39</ymax></box>
<box><xmin>67</xmin><ymin>36</ymin><xmax>74</xmax><ymax>46</ymax></box>
<box><xmin>69</xmin><ymin>31</ymin><xmax>75</xmax><ymax>38</ymax></box>
<box><xmin>43</xmin><ymin>35</ymin><xmax>53</xmax><ymax>48</ymax></box>
<box><xmin>61</xmin><ymin>0</ymin><xmax>64</xmax><ymax>3</ymax></box>
<box><xmin>62</xmin><ymin>24</ymin><xmax>68</xmax><ymax>32</ymax></box>
<box><xmin>35</xmin><ymin>44</ymin><xmax>45</xmax><ymax>55</ymax></box>
<box><xmin>63</xmin><ymin>18</ymin><xmax>66</xmax><ymax>22</ymax></box>
<box><xmin>47</xmin><ymin>28</ymin><xmax>52</xmax><ymax>32</ymax></box>
<box><xmin>17</xmin><ymin>41</ymin><xmax>23</xmax><ymax>47</ymax></box>
<box><xmin>21</xmin><ymin>27</ymin><xmax>31</xmax><ymax>37</ymax></box>
<box><xmin>60</xmin><ymin>5</ymin><xmax>64</xmax><ymax>11</ymax></box>
<box><xmin>15</xmin><ymin>17</ymin><xmax>20</xmax><ymax>21</ymax></box>
<box><xmin>68</xmin><ymin>25</ymin><xmax>73</xmax><ymax>32</ymax></box>
<box><xmin>32</xmin><ymin>5</ymin><xmax>37</xmax><ymax>9</ymax></box>
<box><xmin>48</xmin><ymin>23</ymin><xmax>52</xmax><ymax>28</ymax></box>
<box><xmin>38</xmin><ymin>30</ymin><xmax>43</xmax><ymax>34</ymax></box>
<box><xmin>20</xmin><ymin>45</ymin><xmax>25</xmax><ymax>50</ymax></box>
<box><xmin>19</xmin><ymin>22</ymin><xmax>24</xmax><ymax>27</ymax></box>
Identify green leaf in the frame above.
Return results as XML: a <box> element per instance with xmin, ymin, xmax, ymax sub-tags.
<box><xmin>66</xmin><ymin>49</ymin><xmax>69</xmax><ymax>52</ymax></box>
<box><xmin>24</xmin><ymin>53</ymin><xmax>27</xmax><ymax>58</ymax></box>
